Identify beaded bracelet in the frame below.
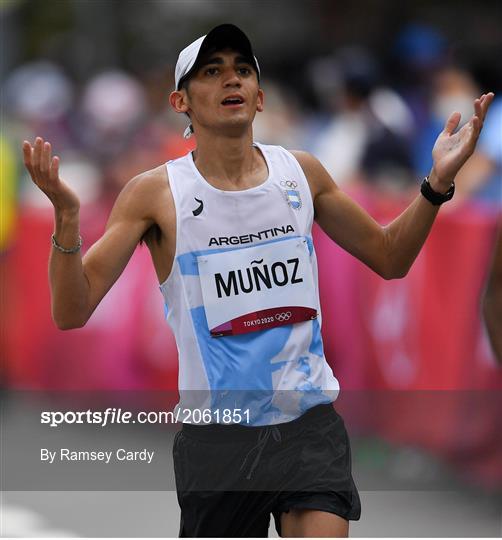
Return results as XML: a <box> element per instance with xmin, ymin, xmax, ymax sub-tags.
<box><xmin>51</xmin><ymin>233</ymin><xmax>83</xmax><ymax>254</ymax></box>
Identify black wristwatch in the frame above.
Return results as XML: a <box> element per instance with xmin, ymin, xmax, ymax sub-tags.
<box><xmin>420</xmin><ymin>176</ymin><xmax>455</xmax><ymax>205</ymax></box>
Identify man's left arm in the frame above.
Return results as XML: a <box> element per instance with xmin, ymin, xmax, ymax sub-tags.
<box><xmin>483</xmin><ymin>225</ymin><xmax>502</xmax><ymax>364</ymax></box>
<box><xmin>294</xmin><ymin>93</ymin><xmax>494</xmax><ymax>280</ymax></box>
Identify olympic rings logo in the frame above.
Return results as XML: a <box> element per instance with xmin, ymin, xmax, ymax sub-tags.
<box><xmin>280</xmin><ymin>180</ymin><xmax>298</xmax><ymax>189</ymax></box>
<box><xmin>275</xmin><ymin>311</ymin><xmax>292</xmax><ymax>322</ymax></box>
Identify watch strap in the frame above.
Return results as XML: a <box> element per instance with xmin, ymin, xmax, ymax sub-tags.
<box><xmin>420</xmin><ymin>176</ymin><xmax>455</xmax><ymax>205</ymax></box>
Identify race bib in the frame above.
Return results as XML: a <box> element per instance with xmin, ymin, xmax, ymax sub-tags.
<box><xmin>197</xmin><ymin>237</ymin><xmax>318</xmax><ymax>337</ymax></box>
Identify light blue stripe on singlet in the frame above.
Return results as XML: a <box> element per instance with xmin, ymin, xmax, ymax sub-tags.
<box><xmin>305</xmin><ymin>235</ymin><xmax>314</xmax><ymax>256</ymax></box>
<box><xmin>294</xmin><ymin>354</ymin><xmax>326</xmax><ymax>414</ymax></box>
<box><xmin>177</xmin><ymin>235</ymin><xmax>313</xmax><ymax>276</ymax></box>
<box><xmin>309</xmin><ymin>318</ymin><xmax>324</xmax><ymax>357</ymax></box>
<box><xmin>293</xmin><ymin>319</ymin><xmax>330</xmax><ymax>414</ymax></box>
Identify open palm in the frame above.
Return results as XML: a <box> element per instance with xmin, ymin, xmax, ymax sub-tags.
<box><xmin>23</xmin><ymin>137</ymin><xmax>80</xmax><ymax>213</ymax></box>
<box><xmin>432</xmin><ymin>93</ymin><xmax>494</xmax><ymax>186</ymax></box>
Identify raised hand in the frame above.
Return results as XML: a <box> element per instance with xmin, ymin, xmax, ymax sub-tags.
<box><xmin>430</xmin><ymin>92</ymin><xmax>494</xmax><ymax>190</ymax></box>
<box><xmin>22</xmin><ymin>137</ymin><xmax>80</xmax><ymax>214</ymax></box>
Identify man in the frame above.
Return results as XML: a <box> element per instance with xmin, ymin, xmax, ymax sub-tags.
<box><xmin>483</xmin><ymin>226</ymin><xmax>502</xmax><ymax>363</ymax></box>
<box><xmin>23</xmin><ymin>24</ymin><xmax>493</xmax><ymax>538</ymax></box>
<box><xmin>477</xmin><ymin>98</ymin><xmax>502</xmax><ymax>364</ymax></box>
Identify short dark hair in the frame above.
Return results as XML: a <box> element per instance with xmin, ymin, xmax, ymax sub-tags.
<box><xmin>179</xmin><ymin>77</ymin><xmax>191</xmax><ymax>92</ymax></box>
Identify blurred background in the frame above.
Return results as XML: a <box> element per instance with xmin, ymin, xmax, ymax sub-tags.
<box><xmin>1</xmin><ymin>0</ymin><xmax>501</xmax><ymax>536</ymax></box>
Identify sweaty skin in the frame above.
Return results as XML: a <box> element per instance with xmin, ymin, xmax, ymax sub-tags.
<box><xmin>23</xmin><ymin>49</ymin><xmax>493</xmax><ymax>536</ymax></box>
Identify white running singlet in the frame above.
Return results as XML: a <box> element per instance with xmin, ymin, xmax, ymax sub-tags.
<box><xmin>160</xmin><ymin>143</ymin><xmax>339</xmax><ymax>425</ymax></box>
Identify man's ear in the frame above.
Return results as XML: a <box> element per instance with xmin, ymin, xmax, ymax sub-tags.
<box><xmin>257</xmin><ymin>88</ymin><xmax>264</xmax><ymax>112</ymax></box>
<box><xmin>169</xmin><ymin>90</ymin><xmax>189</xmax><ymax>114</ymax></box>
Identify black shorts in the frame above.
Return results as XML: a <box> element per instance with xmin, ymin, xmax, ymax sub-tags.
<box><xmin>173</xmin><ymin>403</ymin><xmax>361</xmax><ymax>537</ymax></box>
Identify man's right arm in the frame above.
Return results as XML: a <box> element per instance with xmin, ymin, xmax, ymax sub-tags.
<box><xmin>23</xmin><ymin>137</ymin><xmax>157</xmax><ymax>329</ymax></box>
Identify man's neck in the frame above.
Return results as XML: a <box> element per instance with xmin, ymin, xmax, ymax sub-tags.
<box><xmin>192</xmin><ymin>130</ymin><xmax>267</xmax><ymax>190</ymax></box>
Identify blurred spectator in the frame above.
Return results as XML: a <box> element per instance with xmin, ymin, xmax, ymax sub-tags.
<box><xmin>94</xmin><ymin>66</ymin><xmax>195</xmax><ymax>197</ymax></box>
<box><xmin>414</xmin><ymin>66</ymin><xmax>479</xmax><ymax>180</ymax></box>
<box><xmin>77</xmin><ymin>70</ymin><xmax>148</xmax><ymax>160</ymax></box>
<box><xmin>311</xmin><ymin>47</ymin><xmax>414</xmax><ymax>189</ymax></box>
<box><xmin>101</xmin><ymin>109</ymin><xmax>195</xmax><ymax>198</ymax></box>
<box><xmin>253</xmin><ymin>79</ymin><xmax>303</xmax><ymax>147</ymax></box>
<box><xmin>138</xmin><ymin>64</ymin><xmax>197</xmax><ymax>159</ymax></box>
<box><xmin>391</xmin><ymin>24</ymin><xmax>448</xmax><ymax>134</ymax></box>
<box><xmin>3</xmin><ymin>61</ymin><xmax>74</xmax><ymax>124</ymax></box>
<box><xmin>360</xmin><ymin>88</ymin><xmax>415</xmax><ymax>192</ymax></box>
<box><xmin>2</xmin><ymin>61</ymin><xmax>76</xmax><ymax>150</ymax></box>
<box><xmin>461</xmin><ymin>97</ymin><xmax>502</xmax><ymax>205</ymax></box>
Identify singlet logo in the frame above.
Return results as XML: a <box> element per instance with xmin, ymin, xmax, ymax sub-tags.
<box><xmin>214</xmin><ymin>257</ymin><xmax>303</xmax><ymax>298</ymax></box>
<box><xmin>281</xmin><ymin>180</ymin><xmax>302</xmax><ymax>210</ymax></box>
<box><xmin>192</xmin><ymin>197</ymin><xmax>204</xmax><ymax>216</ymax></box>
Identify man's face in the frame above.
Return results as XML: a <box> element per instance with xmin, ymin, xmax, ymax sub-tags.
<box><xmin>172</xmin><ymin>48</ymin><xmax>264</xmax><ymax>136</ymax></box>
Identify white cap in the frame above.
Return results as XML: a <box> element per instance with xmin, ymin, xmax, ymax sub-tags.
<box><xmin>175</xmin><ymin>23</ymin><xmax>260</xmax><ymax>91</ymax></box>
<box><xmin>175</xmin><ymin>24</ymin><xmax>260</xmax><ymax>139</ymax></box>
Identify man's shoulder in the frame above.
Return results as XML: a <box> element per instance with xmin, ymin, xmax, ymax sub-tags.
<box><xmin>122</xmin><ymin>164</ymin><xmax>171</xmax><ymax>201</ymax></box>
<box><xmin>288</xmin><ymin>150</ymin><xmax>324</xmax><ymax>179</ymax></box>
<box><xmin>114</xmin><ymin>164</ymin><xmax>173</xmax><ymax>221</ymax></box>
<box><xmin>131</xmin><ymin>163</ymin><xmax>169</xmax><ymax>190</ymax></box>
<box><xmin>289</xmin><ymin>149</ymin><xmax>311</xmax><ymax>164</ymax></box>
